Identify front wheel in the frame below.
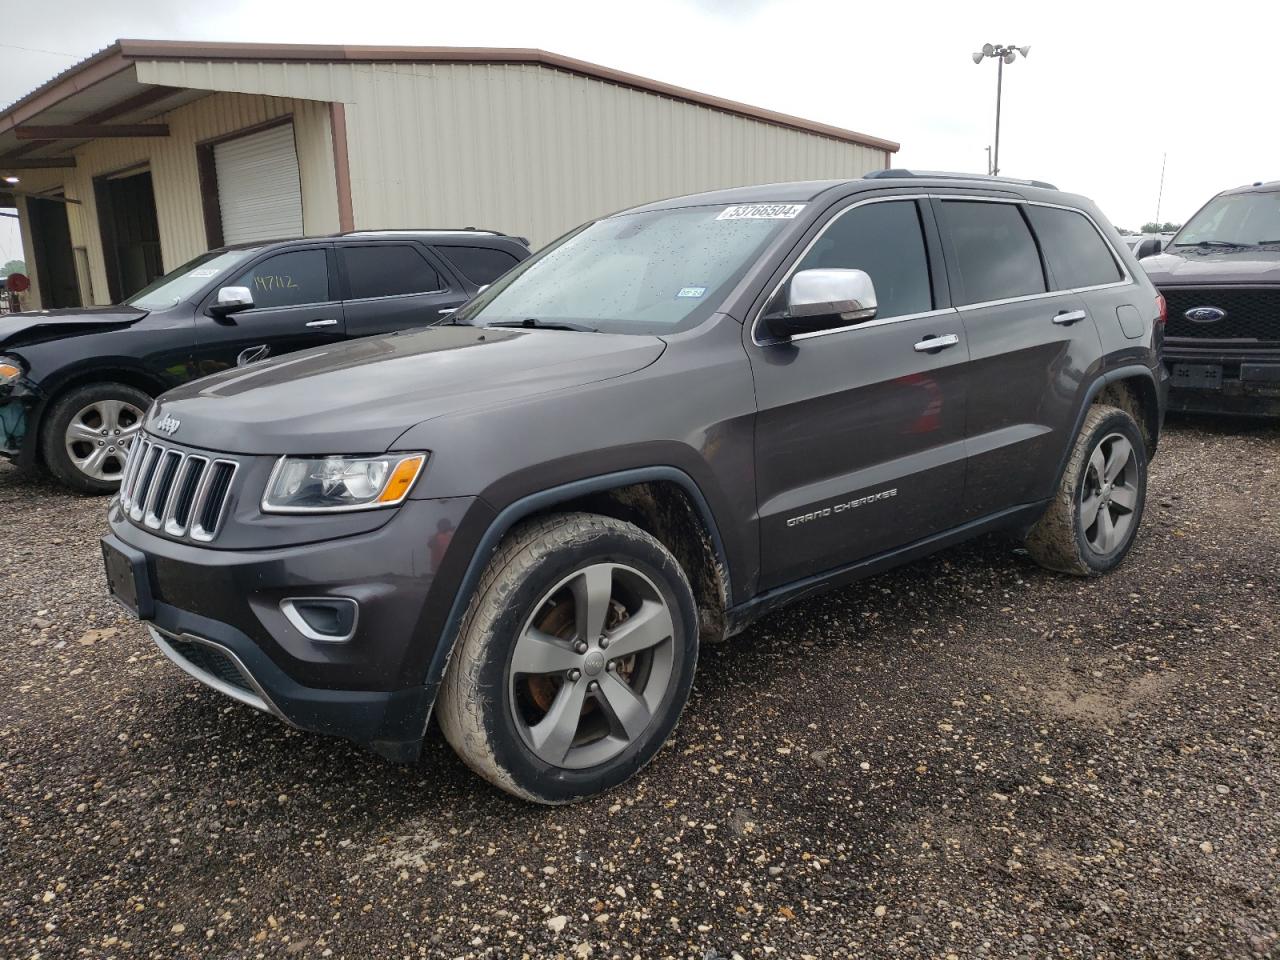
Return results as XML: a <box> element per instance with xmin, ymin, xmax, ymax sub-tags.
<box><xmin>437</xmin><ymin>513</ymin><xmax>698</xmax><ymax>803</ymax></box>
<box><xmin>1025</xmin><ymin>404</ymin><xmax>1148</xmax><ymax>576</ymax></box>
<box><xmin>41</xmin><ymin>382</ymin><xmax>150</xmax><ymax>494</ymax></box>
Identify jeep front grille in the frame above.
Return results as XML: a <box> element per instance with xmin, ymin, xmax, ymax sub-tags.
<box><xmin>1162</xmin><ymin>287</ymin><xmax>1279</xmax><ymax>346</ymax></box>
<box><xmin>119</xmin><ymin>438</ymin><xmax>238</xmax><ymax>542</ymax></box>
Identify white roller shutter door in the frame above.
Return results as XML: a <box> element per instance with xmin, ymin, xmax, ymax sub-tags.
<box><xmin>213</xmin><ymin>123</ymin><xmax>304</xmax><ymax>244</ymax></box>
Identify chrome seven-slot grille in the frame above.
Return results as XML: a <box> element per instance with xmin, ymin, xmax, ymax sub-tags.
<box><xmin>118</xmin><ymin>436</ymin><xmax>239</xmax><ymax>542</ymax></box>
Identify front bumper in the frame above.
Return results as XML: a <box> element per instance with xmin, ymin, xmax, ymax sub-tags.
<box><xmin>1164</xmin><ymin>346</ymin><xmax>1280</xmax><ymax>417</ymax></box>
<box><xmin>106</xmin><ymin>493</ymin><xmax>489</xmax><ymax>761</ymax></box>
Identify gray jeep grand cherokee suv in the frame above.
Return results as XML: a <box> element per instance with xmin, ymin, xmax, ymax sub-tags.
<box><xmin>101</xmin><ymin>171</ymin><xmax>1167</xmax><ymax>802</ymax></box>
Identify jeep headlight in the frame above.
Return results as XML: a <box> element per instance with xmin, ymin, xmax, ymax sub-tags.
<box><xmin>0</xmin><ymin>355</ymin><xmax>22</xmax><ymax>384</ymax></box>
<box><xmin>262</xmin><ymin>453</ymin><xmax>427</xmax><ymax>513</ymax></box>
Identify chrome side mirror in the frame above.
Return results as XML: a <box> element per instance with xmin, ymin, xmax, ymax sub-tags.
<box><xmin>766</xmin><ymin>268</ymin><xmax>878</xmax><ymax>339</ymax></box>
<box><xmin>210</xmin><ymin>285</ymin><xmax>254</xmax><ymax>317</ymax></box>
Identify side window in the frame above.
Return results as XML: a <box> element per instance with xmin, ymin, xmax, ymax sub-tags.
<box><xmin>789</xmin><ymin>200</ymin><xmax>933</xmax><ymax>320</ymax></box>
<box><xmin>1025</xmin><ymin>205</ymin><xmax>1123</xmax><ymax>290</ymax></box>
<box><xmin>232</xmin><ymin>250</ymin><xmax>330</xmax><ymax>309</ymax></box>
<box><xmin>938</xmin><ymin>201</ymin><xmax>1047</xmax><ymax>305</ymax></box>
<box><xmin>341</xmin><ymin>245</ymin><xmax>443</xmax><ymax>300</ymax></box>
<box><xmin>436</xmin><ymin>245</ymin><xmax>521</xmax><ymax>286</ymax></box>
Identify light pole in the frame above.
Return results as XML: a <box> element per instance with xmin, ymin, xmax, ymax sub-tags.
<box><xmin>972</xmin><ymin>43</ymin><xmax>1030</xmax><ymax>176</ymax></box>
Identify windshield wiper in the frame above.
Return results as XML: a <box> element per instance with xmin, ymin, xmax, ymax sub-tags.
<box><xmin>486</xmin><ymin>318</ymin><xmax>599</xmax><ymax>332</ymax></box>
<box><xmin>1175</xmin><ymin>239</ymin><xmax>1248</xmax><ymax>249</ymax></box>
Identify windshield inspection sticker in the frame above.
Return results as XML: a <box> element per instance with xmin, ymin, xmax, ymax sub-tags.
<box><xmin>716</xmin><ymin>203</ymin><xmax>806</xmax><ymax>221</ymax></box>
<box><xmin>676</xmin><ymin>286</ymin><xmax>707</xmax><ymax>299</ymax></box>
<box><xmin>188</xmin><ymin>268</ymin><xmax>220</xmax><ymax>278</ymax></box>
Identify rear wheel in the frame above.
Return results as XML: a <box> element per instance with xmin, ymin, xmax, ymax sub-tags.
<box><xmin>438</xmin><ymin>513</ymin><xmax>698</xmax><ymax>803</ymax></box>
<box><xmin>41</xmin><ymin>382</ymin><xmax>149</xmax><ymax>494</ymax></box>
<box><xmin>1025</xmin><ymin>404</ymin><xmax>1147</xmax><ymax>576</ymax></box>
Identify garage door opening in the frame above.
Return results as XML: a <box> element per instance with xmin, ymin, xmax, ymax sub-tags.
<box><xmin>27</xmin><ymin>195</ymin><xmax>81</xmax><ymax>309</ymax></box>
<box><xmin>95</xmin><ymin>168</ymin><xmax>163</xmax><ymax>303</ymax></box>
<box><xmin>199</xmin><ymin>120</ymin><xmax>304</xmax><ymax>247</ymax></box>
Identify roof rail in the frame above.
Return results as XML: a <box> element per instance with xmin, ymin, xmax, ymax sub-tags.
<box><xmin>866</xmin><ymin>168</ymin><xmax>1059</xmax><ymax>190</ymax></box>
<box><xmin>341</xmin><ymin>227</ymin><xmax>506</xmax><ymax>237</ymax></box>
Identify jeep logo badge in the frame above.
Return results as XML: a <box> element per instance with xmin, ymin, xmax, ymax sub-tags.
<box><xmin>155</xmin><ymin>414</ymin><xmax>181</xmax><ymax>436</ymax></box>
<box><xmin>1184</xmin><ymin>306</ymin><xmax>1226</xmax><ymax>324</ymax></box>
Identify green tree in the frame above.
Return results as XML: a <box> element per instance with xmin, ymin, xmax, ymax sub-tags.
<box><xmin>1</xmin><ymin>259</ymin><xmax>25</xmax><ymax>277</ymax></box>
<box><xmin>1140</xmin><ymin>222</ymin><xmax>1181</xmax><ymax>234</ymax></box>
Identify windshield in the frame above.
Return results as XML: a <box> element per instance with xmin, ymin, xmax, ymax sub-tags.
<box><xmin>454</xmin><ymin>203</ymin><xmax>803</xmax><ymax>334</ymax></box>
<box><xmin>126</xmin><ymin>248</ymin><xmax>260</xmax><ymax>310</ymax></box>
<box><xmin>1174</xmin><ymin>191</ymin><xmax>1280</xmax><ymax>247</ymax></box>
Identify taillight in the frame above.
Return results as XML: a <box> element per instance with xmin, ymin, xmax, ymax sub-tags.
<box><xmin>1155</xmin><ymin>293</ymin><xmax>1167</xmax><ymax>326</ymax></box>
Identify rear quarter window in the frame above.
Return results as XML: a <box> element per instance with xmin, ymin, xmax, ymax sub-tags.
<box><xmin>1026</xmin><ymin>206</ymin><xmax>1123</xmax><ymax>289</ymax></box>
<box><xmin>437</xmin><ymin>245</ymin><xmax>521</xmax><ymax>285</ymax></box>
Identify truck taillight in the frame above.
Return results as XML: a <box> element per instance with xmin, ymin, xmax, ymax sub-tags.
<box><xmin>1155</xmin><ymin>293</ymin><xmax>1167</xmax><ymax>326</ymax></box>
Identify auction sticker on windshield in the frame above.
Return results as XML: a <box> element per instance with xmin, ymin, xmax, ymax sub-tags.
<box><xmin>716</xmin><ymin>203</ymin><xmax>806</xmax><ymax>221</ymax></box>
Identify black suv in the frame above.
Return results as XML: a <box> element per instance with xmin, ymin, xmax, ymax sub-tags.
<box><xmin>1139</xmin><ymin>180</ymin><xmax>1280</xmax><ymax>416</ymax></box>
<box><xmin>101</xmin><ymin>172</ymin><xmax>1166</xmax><ymax>803</ymax></box>
<box><xmin>0</xmin><ymin>229</ymin><xmax>530</xmax><ymax>492</ymax></box>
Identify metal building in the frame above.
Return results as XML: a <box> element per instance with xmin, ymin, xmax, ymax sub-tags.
<box><xmin>0</xmin><ymin>40</ymin><xmax>898</xmax><ymax>309</ymax></box>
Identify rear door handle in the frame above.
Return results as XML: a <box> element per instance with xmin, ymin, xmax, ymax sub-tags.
<box><xmin>1053</xmin><ymin>309</ymin><xmax>1088</xmax><ymax>325</ymax></box>
<box><xmin>438</xmin><ymin>308</ymin><xmax>457</xmax><ymax>316</ymax></box>
<box><xmin>306</xmin><ymin>318</ymin><xmax>339</xmax><ymax>328</ymax></box>
<box><xmin>913</xmin><ymin>333</ymin><xmax>960</xmax><ymax>353</ymax></box>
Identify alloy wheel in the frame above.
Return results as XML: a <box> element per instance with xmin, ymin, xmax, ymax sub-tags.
<box><xmin>509</xmin><ymin>562</ymin><xmax>676</xmax><ymax>770</ymax></box>
<box><xmin>1079</xmin><ymin>431</ymin><xmax>1139</xmax><ymax>554</ymax></box>
<box><xmin>63</xmin><ymin>399</ymin><xmax>145</xmax><ymax>483</ymax></box>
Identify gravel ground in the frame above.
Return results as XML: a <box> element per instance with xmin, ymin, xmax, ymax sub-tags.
<box><xmin>1</xmin><ymin>417</ymin><xmax>1277</xmax><ymax>960</ymax></box>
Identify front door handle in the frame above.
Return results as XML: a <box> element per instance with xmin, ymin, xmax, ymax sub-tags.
<box><xmin>913</xmin><ymin>333</ymin><xmax>961</xmax><ymax>353</ymax></box>
<box><xmin>306</xmin><ymin>318</ymin><xmax>339</xmax><ymax>328</ymax></box>
<box><xmin>1053</xmin><ymin>309</ymin><xmax>1088</xmax><ymax>325</ymax></box>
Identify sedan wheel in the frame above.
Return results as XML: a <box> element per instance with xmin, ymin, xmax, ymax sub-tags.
<box><xmin>63</xmin><ymin>398</ymin><xmax>145</xmax><ymax>483</ymax></box>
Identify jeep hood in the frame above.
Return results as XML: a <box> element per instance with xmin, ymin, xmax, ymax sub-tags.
<box><xmin>149</xmin><ymin>325</ymin><xmax>666</xmax><ymax>455</ymax></box>
<box><xmin>0</xmin><ymin>306</ymin><xmax>146</xmax><ymax>348</ymax></box>
<box><xmin>1141</xmin><ymin>248</ymin><xmax>1280</xmax><ymax>286</ymax></box>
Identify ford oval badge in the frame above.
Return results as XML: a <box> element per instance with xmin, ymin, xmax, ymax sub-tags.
<box><xmin>1184</xmin><ymin>306</ymin><xmax>1226</xmax><ymax>324</ymax></box>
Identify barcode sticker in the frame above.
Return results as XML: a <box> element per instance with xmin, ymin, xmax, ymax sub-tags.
<box><xmin>716</xmin><ymin>203</ymin><xmax>806</xmax><ymax>221</ymax></box>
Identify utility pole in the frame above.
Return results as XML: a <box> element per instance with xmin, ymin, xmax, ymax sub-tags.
<box><xmin>985</xmin><ymin>145</ymin><xmax>993</xmax><ymax>176</ymax></box>
<box><xmin>972</xmin><ymin>44</ymin><xmax>1030</xmax><ymax>177</ymax></box>
<box><xmin>1155</xmin><ymin>152</ymin><xmax>1167</xmax><ymax>225</ymax></box>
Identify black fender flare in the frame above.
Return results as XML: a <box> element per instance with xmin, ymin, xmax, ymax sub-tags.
<box><xmin>1051</xmin><ymin>364</ymin><xmax>1161</xmax><ymax>493</ymax></box>
<box><xmin>422</xmin><ymin>465</ymin><xmax>730</xmax><ymax>708</ymax></box>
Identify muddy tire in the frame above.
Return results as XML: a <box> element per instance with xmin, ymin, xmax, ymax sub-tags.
<box><xmin>437</xmin><ymin>512</ymin><xmax>698</xmax><ymax>804</ymax></box>
<box><xmin>1025</xmin><ymin>404</ymin><xmax>1148</xmax><ymax>576</ymax></box>
<box><xmin>40</xmin><ymin>382</ymin><xmax>150</xmax><ymax>494</ymax></box>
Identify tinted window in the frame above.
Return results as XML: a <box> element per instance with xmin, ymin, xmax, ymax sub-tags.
<box><xmin>341</xmin><ymin>245</ymin><xmax>443</xmax><ymax>300</ymax></box>
<box><xmin>940</xmin><ymin>201</ymin><xmax>1046</xmax><ymax>305</ymax></box>
<box><xmin>1026</xmin><ymin>206</ymin><xmax>1122</xmax><ymax>289</ymax></box>
<box><xmin>789</xmin><ymin>200</ymin><xmax>932</xmax><ymax>319</ymax></box>
<box><xmin>232</xmin><ymin>250</ymin><xmax>330</xmax><ymax>309</ymax></box>
<box><xmin>438</xmin><ymin>245</ymin><xmax>521</xmax><ymax>285</ymax></box>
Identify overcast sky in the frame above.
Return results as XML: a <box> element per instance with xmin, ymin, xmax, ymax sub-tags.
<box><xmin>3</xmin><ymin>0</ymin><xmax>1278</xmax><ymax>267</ymax></box>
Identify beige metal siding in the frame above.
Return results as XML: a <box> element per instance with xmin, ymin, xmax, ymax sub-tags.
<box><xmin>14</xmin><ymin>91</ymin><xmax>338</xmax><ymax>304</ymax></box>
<box><xmin>137</xmin><ymin>59</ymin><xmax>889</xmax><ymax>247</ymax></box>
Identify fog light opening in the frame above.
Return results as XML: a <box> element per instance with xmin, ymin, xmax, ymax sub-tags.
<box><xmin>281</xmin><ymin>597</ymin><xmax>359</xmax><ymax>643</ymax></box>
